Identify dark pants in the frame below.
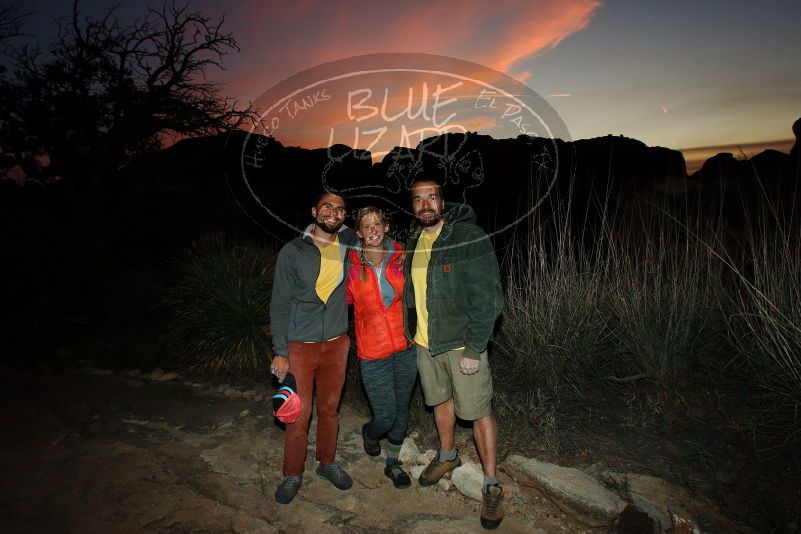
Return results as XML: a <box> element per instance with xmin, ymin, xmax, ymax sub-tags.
<box><xmin>360</xmin><ymin>346</ymin><xmax>418</xmax><ymax>445</ymax></box>
<box><xmin>283</xmin><ymin>335</ymin><xmax>350</xmax><ymax>476</ymax></box>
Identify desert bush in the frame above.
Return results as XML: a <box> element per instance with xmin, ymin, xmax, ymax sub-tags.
<box><xmin>160</xmin><ymin>234</ymin><xmax>276</xmax><ymax>376</ymax></box>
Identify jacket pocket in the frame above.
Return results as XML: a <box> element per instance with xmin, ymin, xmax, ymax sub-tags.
<box><xmin>430</xmin><ymin>255</ymin><xmax>458</xmax><ymax>298</ymax></box>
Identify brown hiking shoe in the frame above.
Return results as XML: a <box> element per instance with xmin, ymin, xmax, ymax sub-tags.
<box><xmin>480</xmin><ymin>483</ymin><xmax>504</xmax><ymax>530</ymax></box>
<box><xmin>418</xmin><ymin>452</ymin><xmax>461</xmax><ymax>487</ymax></box>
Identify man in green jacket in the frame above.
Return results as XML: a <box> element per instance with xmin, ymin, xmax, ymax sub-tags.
<box><xmin>270</xmin><ymin>192</ymin><xmax>356</xmax><ymax>505</ymax></box>
<box><xmin>404</xmin><ymin>178</ymin><xmax>505</xmax><ymax>530</ymax></box>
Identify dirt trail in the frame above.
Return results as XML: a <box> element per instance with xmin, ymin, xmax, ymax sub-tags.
<box><xmin>0</xmin><ymin>368</ymin><xmax>588</xmax><ymax>533</ymax></box>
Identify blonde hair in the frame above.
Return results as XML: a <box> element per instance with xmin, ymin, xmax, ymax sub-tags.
<box><xmin>354</xmin><ymin>206</ymin><xmax>387</xmax><ymax>283</ymax></box>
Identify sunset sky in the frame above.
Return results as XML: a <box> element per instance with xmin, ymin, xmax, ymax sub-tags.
<box><xmin>16</xmin><ymin>0</ymin><xmax>801</xmax><ymax>172</ymax></box>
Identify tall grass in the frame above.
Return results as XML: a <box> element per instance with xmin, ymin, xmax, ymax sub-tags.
<box><xmin>493</xmin><ymin>164</ymin><xmax>801</xmax><ymax>475</ymax></box>
<box><xmin>493</xmin><ymin>179</ymin><xmax>727</xmax><ymax>449</ymax></box>
<box><xmin>605</xmin><ymin>212</ymin><xmax>724</xmax><ymax>383</ymax></box>
<box><xmin>159</xmin><ymin>234</ymin><xmax>276</xmax><ymax>376</ymax></box>
<box><xmin>726</xmin><ymin>206</ymin><xmax>801</xmax><ymax>455</ymax></box>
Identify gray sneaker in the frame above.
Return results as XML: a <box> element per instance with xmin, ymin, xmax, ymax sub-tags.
<box><xmin>315</xmin><ymin>462</ymin><xmax>353</xmax><ymax>490</ymax></box>
<box><xmin>274</xmin><ymin>475</ymin><xmax>302</xmax><ymax>504</ymax></box>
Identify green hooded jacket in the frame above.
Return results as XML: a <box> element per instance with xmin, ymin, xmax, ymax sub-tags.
<box><xmin>270</xmin><ymin>224</ymin><xmax>356</xmax><ymax>357</ymax></box>
<box><xmin>403</xmin><ymin>203</ymin><xmax>503</xmax><ymax>360</ymax></box>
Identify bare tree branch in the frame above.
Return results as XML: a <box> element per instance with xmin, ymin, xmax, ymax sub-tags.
<box><xmin>0</xmin><ymin>0</ymin><xmax>257</xmax><ymax>187</ymax></box>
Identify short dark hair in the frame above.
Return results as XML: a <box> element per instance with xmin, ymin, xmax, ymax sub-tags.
<box><xmin>409</xmin><ymin>177</ymin><xmax>443</xmax><ymax>195</ymax></box>
<box><xmin>313</xmin><ymin>191</ymin><xmax>347</xmax><ymax>208</ymax></box>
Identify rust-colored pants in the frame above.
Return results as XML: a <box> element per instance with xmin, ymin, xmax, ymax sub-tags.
<box><xmin>283</xmin><ymin>335</ymin><xmax>350</xmax><ymax>476</ymax></box>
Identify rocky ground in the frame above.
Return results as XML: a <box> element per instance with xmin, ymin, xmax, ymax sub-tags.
<box><xmin>0</xmin><ymin>367</ymin><xmax>749</xmax><ymax>533</ymax></box>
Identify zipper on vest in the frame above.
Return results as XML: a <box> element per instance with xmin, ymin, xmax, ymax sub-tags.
<box><xmin>371</xmin><ymin>261</ymin><xmax>395</xmax><ymax>350</ymax></box>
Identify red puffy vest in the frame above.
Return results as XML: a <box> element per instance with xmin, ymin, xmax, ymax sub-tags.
<box><xmin>346</xmin><ymin>241</ymin><xmax>409</xmax><ymax>360</ymax></box>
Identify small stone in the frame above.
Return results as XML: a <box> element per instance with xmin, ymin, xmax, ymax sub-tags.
<box><xmin>398</xmin><ymin>437</ymin><xmax>421</xmax><ymax>464</ymax></box>
<box><xmin>423</xmin><ymin>449</ymin><xmax>437</xmax><ymax>461</ymax></box>
<box><xmin>153</xmin><ymin>372</ymin><xmax>179</xmax><ymax>382</ymax></box>
<box><xmin>242</xmin><ymin>389</ymin><xmax>258</xmax><ymax>399</ymax></box>
<box><xmin>410</xmin><ymin>465</ymin><xmax>425</xmax><ymax>480</ymax></box>
<box><xmin>238</xmin><ymin>409</ymin><xmax>250</xmax><ymax>417</ymax></box>
<box><xmin>671</xmin><ymin>512</ymin><xmax>700</xmax><ymax>534</ymax></box>
<box><xmin>224</xmin><ymin>389</ymin><xmax>242</xmax><ymax>398</ymax></box>
<box><xmin>438</xmin><ymin>478</ymin><xmax>453</xmax><ymax>491</ymax></box>
<box><xmin>497</xmin><ymin>472</ymin><xmax>517</xmax><ymax>498</ymax></box>
<box><xmin>409</xmin><ymin>431</ymin><xmax>420</xmax><ymax>439</ymax></box>
<box><xmin>149</xmin><ymin>368</ymin><xmax>165</xmax><ymax>380</ymax></box>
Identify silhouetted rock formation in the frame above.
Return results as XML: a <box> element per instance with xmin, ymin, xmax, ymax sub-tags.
<box><xmin>688</xmin><ymin>120</ymin><xmax>799</xmax><ymax>229</ymax></box>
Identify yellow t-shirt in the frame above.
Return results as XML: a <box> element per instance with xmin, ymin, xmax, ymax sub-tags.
<box><xmin>412</xmin><ymin>227</ymin><xmax>441</xmax><ymax>348</ymax></box>
<box><xmin>315</xmin><ymin>236</ymin><xmax>341</xmax><ymax>304</ymax></box>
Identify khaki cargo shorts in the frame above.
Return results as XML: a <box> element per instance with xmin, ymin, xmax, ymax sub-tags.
<box><xmin>416</xmin><ymin>345</ymin><xmax>493</xmax><ymax>420</ymax></box>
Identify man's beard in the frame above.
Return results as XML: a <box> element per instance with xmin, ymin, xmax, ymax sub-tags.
<box><xmin>315</xmin><ymin>219</ymin><xmax>342</xmax><ymax>234</ymax></box>
<box><xmin>416</xmin><ymin>210</ymin><xmax>442</xmax><ymax>227</ymax></box>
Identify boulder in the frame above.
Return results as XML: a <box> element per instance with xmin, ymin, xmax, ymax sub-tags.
<box><xmin>437</xmin><ymin>478</ymin><xmax>453</xmax><ymax>491</ymax></box>
<box><xmin>503</xmin><ymin>454</ymin><xmax>625</xmax><ymax>527</ymax></box>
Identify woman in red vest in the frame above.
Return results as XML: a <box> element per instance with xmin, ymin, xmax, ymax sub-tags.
<box><xmin>346</xmin><ymin>206</ymin><xmax>417</xmax><ymax>489</ymax></box>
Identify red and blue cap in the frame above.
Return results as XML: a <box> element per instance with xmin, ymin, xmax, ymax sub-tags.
<box><xmin>272</xmin><ymin>372</ymin><xmax>302</xmax><ymax>424</ymax></box>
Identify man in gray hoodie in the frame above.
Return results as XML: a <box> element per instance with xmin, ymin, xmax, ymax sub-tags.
<box><xmin>270</xmin><ymin>191</ymin><xmax>355</xmax><ymax>504</ymax></box>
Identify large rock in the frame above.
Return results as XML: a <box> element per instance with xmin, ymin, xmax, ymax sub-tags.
<box><xmin>451</xmin><ymin>461</ymin><xmax>484</xmax><ymax>501</ymax></box>
<box><xmin>503</xmin><ymin>454</ymin><xmax>625</xmax><ymax>527</ymax></box>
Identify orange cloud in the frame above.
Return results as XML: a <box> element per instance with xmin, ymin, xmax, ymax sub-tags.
<box><xmin>224</xmin><ymin>1</ymin><xmax>601</xmax><ymax>102</ymax></box>
<box><xmin>481</xmin><ymin>1</ymin><xmax>601</xmax><ymax>74</ymax></box>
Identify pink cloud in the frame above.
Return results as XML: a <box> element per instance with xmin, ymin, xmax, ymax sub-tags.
<box><xmin>220</xmin><ymin>0</ymin><xmax>601</xmax><ymax>102</ymax></box>
<box><xmin>477</xmin><ymin>1</ymin><xmax>601</xmax><ymax>73</ymax></box>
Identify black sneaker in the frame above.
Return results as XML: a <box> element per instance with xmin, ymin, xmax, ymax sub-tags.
<box><xmin>384</xmin><ymin>461</ymin><xmax>411</xmax><ymax>489</ymax></box>
<box><xmin>274</xmin><ymin>475</ymin><xmax>302</xmax><ymax>504</ymax></box>
<box><xmin>362</xmin><ymin>422</ymin><xmax>381</xmax><ymax>457</ymax></box>
<box><xmin>315</xmin><ymin>462</ymin><xmax>353</xmax><ymax>490</ymax></box>
<box><xmin>480</xmin><ymin>483</ymin><xmax>504</xmax><ymax>530</ymax></box>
